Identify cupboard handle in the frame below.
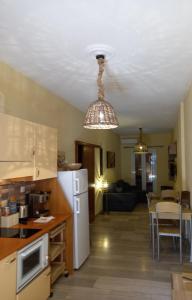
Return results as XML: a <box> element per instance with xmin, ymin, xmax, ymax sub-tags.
<box><xmin>46</xmin><ymin>255</ymin><xmax>50</xmax><ymax>263</ymax></box>
<box><xmin>75</xmin><ymin>178</ymin><xmax>80</xmax><ymax>194</ymax></box>
<box><xmin>76</xmin><ymin>198</ymin><xmax>80</xmax><ymax>214</ymax></box>
<box><xmin>36</xmin><ymin>168</ymin><xmax>40</xmax><ymax>178</ymax></box>
<box><xmin>6</xmin><ymin>258</ymin><xmax>16</xmax><ymax>264</ymax></box>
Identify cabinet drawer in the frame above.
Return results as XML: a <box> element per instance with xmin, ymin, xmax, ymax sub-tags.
<box><xmin>16</xmin><ymin>267</ymin><xmax>51</xmax><ymax>300</ymax></box>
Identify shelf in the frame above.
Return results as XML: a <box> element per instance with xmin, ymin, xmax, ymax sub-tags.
<box><xmin>50</xmin><ymin>223</ymin><xmax>65</xmax><ymax>239</ymax></box>
<box><xmin>50</xmin><ymin>242</ymin><xmax>65</xmax><ymax>262</ymax></box>
<box><xmin>51</xmin><ymin>262</ymin><xmax>66</xmax><ymax>284</ymax></box>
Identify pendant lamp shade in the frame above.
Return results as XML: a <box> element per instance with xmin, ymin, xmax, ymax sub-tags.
<box><xmin>134</xmin><ymin>128</ymin><xmax>148</xmax><ymax>154</ymax></box>
<box><xmin>83</xmin><ymin>99</ymin><xmax>118</xmax><ymax>129</ymax></box>
<box><xmin>83</xmin><ymin>55</ymin><xmax>119</xmax><ymax>129</ymax></box>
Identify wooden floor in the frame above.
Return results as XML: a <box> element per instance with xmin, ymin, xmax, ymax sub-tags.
<box><xmin>51</xmin><ymin>203</ymin><xmax>192</xmax><ymax>299</ymax></box>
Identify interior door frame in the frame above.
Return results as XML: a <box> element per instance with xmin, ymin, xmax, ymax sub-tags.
<box><xmin>131</xmin><ymin>148</ymin><xmax>157</xmax><ymax>192</ymax></box>
<box><xmin>75</xmin><ymin>141</ymin><xmax>103</xmax><ymax>223</ymax></box>
<box><xmin>75</xmin><ymin>141</ymin><xmax>103</xmax><ymax>176</ymax></box>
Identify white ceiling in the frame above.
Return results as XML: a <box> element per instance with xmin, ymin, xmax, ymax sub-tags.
<box><xmin>0</xmin><ymin>0</ymin><xmax>192</xmax><ymax>135</ymax></box>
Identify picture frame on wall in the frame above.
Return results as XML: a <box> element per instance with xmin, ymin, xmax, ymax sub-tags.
<box><xmin>107</xmin><ymin>151</ymin><xmax>115</xmax><ymax>168</ymax></box>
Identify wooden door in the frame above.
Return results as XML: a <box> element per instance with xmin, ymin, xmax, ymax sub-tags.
<box><xmin>0</xmin><ymin>113</ymin><xmax>34</xmax><ymax>179</ymax></box>
<box><xmin>0</xmin><ymin>252</ymin><xmax>16</xmax><ymax>300</ymax></box>
<box><xmin>75</xmin><ymin>141</ymin><xmax>103</xmax><ymax>223</ymax></box>
<box><xmin>16</xmin><ymin>267</ymin><xmax>50</xmax><ymax>300</ymax></box>
<box><xmin>34</xmin><ymin>124</ymin><xmax>57</xmax><ymax>180</ymax></box>
<box><xmin>82</xmin><ymin>145</ymin><xmax>95</xmax><ymax>223</ymax></box>
<box><xmin>0</xmin><ymin>112</ymin><xmax>34</xmax><ymax>162</ymax></box>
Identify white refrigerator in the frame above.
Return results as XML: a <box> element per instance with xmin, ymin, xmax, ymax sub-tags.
<box><xmin>58</xmin><ymin>169</ymin><xmax>90</xmax><ymax>269</ymax></box>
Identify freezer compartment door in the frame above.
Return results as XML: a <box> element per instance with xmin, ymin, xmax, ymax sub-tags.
<box><xmin>73</xmin><ymin>192</ymin><xmax>90</xmax><ymax>269</ymax></box>
<box><xmin>73</xmin><ymin>169</ymin><xmax>88</xmax><ymax>195</ymax></box>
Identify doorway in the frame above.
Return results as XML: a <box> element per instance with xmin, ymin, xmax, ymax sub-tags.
<box><xmin>75</xmin><ymin>141</ymin><xmax>103</xmax><ymax>223</ymax></box>
<box><xmin>131</xmin><ymin>149</ymin><xmax>157</xmax><ymax>192</ymax></box>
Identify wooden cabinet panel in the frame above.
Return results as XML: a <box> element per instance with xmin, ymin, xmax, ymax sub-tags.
<box><xmin>0</xmin><ymin>161</ymin><xmax>34</xmax><ymax>180</ymax></box>
<box><xmin>0</xmin><ymin>252</ymin><xmax>16</xmax><ymax>300</ymax></box>
<box><xmin>16</xmin><ymin>267</ymin><xmax>51</xmax><ymax>300</ymax></box>
<box><xmin>0</xmin><ymin>113</ymin><xmax>57</xmax><ymax>180</ymax></box>
<box><xmin>0</xmin><ymin>113</ymin><xmax>34</xmax><ymax>179</ymax></box>
<box><xmin>34</xmin><ymin>124</ymin><xmax>57</xmax><ymax>180</ymax></box>
<box><xmin>0</xmin><ymin>113</ymin><xmax>34</xmax><ymax>162</ymax></box>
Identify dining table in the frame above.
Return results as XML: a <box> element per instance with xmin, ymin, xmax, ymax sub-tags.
<box><xmin>148</xmin><ymin>201</ymin><xmax>192</xmax><ymax>262</ymax></box>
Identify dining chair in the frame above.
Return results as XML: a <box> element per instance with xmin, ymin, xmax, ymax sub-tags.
<box><xmin>181</xmin><ymin>191</ymin><xmax>190</xmax><ymax>209</ymax></box>
<box><xmin>146</xmin><ymin>193</ymin><xmax>153</xmax><ymax>242</ymax></box>
<box><xmin>147</xmin><ymin>192</ymin><xmax>167</xmax><ymax>245</ymax></box>
<box><xmin>146</xmin><ymin>193</ymin><xmax>151</xmax><ymax>208</ymax></box>
<box><xmin>155</xmin><ymin>201</ymin><xmax>182</xmax><ymax>263</ymax></box>
<box><xmin>161</xmin><ymin>189</ymin><xmax>179</xmax><ymax>201</ymax></box>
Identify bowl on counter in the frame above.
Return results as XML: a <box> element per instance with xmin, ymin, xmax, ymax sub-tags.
<box><xmin>66</xmin><ymin>163</ymin><xmax>82</xmax><ymax>170</ymax></box>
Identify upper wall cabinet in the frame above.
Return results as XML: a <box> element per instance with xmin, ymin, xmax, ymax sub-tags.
<box><xmin>34</xmin><ymin>124</ymin><xmax>57</xmax><ymax>180</ymax></box>
<box><xmin>0</xmin><ymin>113</ymin><xmax>57</xmax><ymax>181</ymax></box>
<box><xmin>0</xmin><ymin>113</ymin><xmax>34</xmax><ymax>162</ymax></box>
<box><xmin>0</xmin><ymin>113</ymin><xmax>34</xmax><ymax>179</ymax></box>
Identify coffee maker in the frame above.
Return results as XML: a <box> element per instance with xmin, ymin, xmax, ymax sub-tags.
<box><xmin>28</xmin><ymin>191</ymin><xmax>50</xmax><ymax>218</ymax></box>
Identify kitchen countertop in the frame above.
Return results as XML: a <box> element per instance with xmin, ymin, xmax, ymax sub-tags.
<box><xmin>0</xmin><ymin>213</ymin><xmax>71</xmax><ymax>261</ymax></box>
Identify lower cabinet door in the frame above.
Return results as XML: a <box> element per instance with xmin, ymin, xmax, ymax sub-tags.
<box><xmin>16</xmin><ymin>267</ymin><xmax>51</xmax><ymax>300</ymax></box>
<box><xmin>0</xmin><ymin>252</ymin><xmax>16</xmax><ymax>300</ymax></box>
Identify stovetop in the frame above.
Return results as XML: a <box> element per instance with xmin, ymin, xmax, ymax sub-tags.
<box><xmin>0</xmin><ymin>228</ymin><xmax>41</xmax><ymax>239</ymax></box>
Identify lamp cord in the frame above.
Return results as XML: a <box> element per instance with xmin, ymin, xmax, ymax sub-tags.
<box><xmin>139</xmin><ymin>128</ymin><xmax>142</xmax><ymax>142</ymax></box>
<box><xmin>97</xmin><ymin>57</ymin><xmax>105</xmax><ymax>101</ymax></box>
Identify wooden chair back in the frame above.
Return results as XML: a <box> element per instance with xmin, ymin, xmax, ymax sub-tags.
<box><xmin>156</xmin><ymin>201</ymin><xmax>181</xmax><ymax>220</ymax></box>
<box><xmin>181</xmin><ymin>191</ymin><xmax>190</xmax><ymax>208</ymax></box>
<box><xmin>161</xmin><ymin>189</ymin><xmax>179</xmax><ymax>201</ymax></box>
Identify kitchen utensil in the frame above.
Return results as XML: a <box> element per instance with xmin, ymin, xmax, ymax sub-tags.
<box><xmin>1</xmin><ymin>206</ymin><xmax>10</xmax><ymax>216</ymax></box>
<box><xmin>19</xmin><ymin>205</ymin><xmax>28</xmax><ymax>224</ymax></box>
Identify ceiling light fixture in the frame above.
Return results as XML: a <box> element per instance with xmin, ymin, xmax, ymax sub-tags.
<box><xmin>83</xmin><ymin>55</ymin><xmax>119</xmax><ymax>129</ymax></box>
<box><xmin>134</xmin><ymin>128</ymin><xmax>148</xmax><ymax>154</ymax></box>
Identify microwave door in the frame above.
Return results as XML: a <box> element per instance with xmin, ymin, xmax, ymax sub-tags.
<box><xmin>17</xmin><ymin>240</ymin><xmax>43</xmax><ymax>291</ymax></box>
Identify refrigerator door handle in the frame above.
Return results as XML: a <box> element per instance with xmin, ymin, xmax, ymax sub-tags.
<box><xmin>76</xmin><ymin>198</ymin><xmax>80</xmax><ymax>214</ymax></box>
<box><xmin>75</xmin><ymin>178</ymin><xmax>80</xmax><ymax>194</ymax></box>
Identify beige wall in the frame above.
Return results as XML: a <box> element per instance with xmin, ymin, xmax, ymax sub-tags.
<box><xmin>0</xmin><ymin>61</ymin><xmax>121</xmax><ymax>214</ymax></box>
<box><xmin>174</xmin><ymin>85</ymin><xmax>192</xmax><ymax>206</ymax></box>
<box><xmin>173</xmin><ymin>102</ymin><xmax>186</xmax><ymax>191</ymax></box>
<box><xmin>182</xmin><ymin>86</ymin><xmax>192</xmax><ymax>205</ymax></box>
<box><xmin>121</xmin><ymin>132</ymin><xmax>173</xmax><ymax>193</ymax></box>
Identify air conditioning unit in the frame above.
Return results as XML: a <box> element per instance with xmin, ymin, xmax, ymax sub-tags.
<box><xmin>121</xmin><ymin>138</ymin><xmax>137</xmax><ymax>145</ymax></box>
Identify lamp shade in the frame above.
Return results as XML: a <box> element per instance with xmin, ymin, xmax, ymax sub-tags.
<box><xmin>134</xmin><ymin>128</ymin><xmax>148</xmax><ymax>154</ymax></box>
<box><xmin>83</xmin><ymin>99</ymin><xmax>119</xmax><ymax>129</ymax></box>
<box><xmin>134</xmin><ymin>142</ymin><xmax>148</xmax><ymax>153</ymax></box>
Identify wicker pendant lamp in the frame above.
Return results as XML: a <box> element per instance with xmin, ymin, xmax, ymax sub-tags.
<box><xmin>134</xmin><ymin>128</ymin><xmax>148</xmax><ymax>154</ymax></box>
<box><xmin>83</xmin><ymin>55</ymin><xmax>119</xmax><ymax>129</ymax></box>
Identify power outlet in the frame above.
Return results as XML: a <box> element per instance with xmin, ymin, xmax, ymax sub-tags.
<box><xmin>20</xmin><ymin>186</ymin><xmax>25</xmax><ymax>193</ymax></box>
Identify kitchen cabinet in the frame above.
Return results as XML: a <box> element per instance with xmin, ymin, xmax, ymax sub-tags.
<box><xmin>0</xmin><ymin>113</ymin><xmax>57</xmax><ymax>181</ymax></box>
<box><xmin>49</xmin><ymin>222</ymin><xmax>66</xmax><ymax>286</ymax></box>
<box><xmin>0</xmin><ymin>113</ymin><xmax>34</xmax><ymax>179</ymax></box>
<box><xmin>34</xmin><ymin>124</ymin><xmax>57</xmax><ymax>180</ymax></box>
<box><xmin>16</xmin><ymin>267</ymin><xmax>51</xmax><ymax>300</ymax></box>
<box><xmin>0</xmin><ymin>252</ymin><xmax>16</xmax><ymax>300</ymax></box>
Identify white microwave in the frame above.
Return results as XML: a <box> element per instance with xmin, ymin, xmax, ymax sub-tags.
<box><xmin>17</xmin><ymin>233</ymin><xmax>48</xmax><ymax>292</ymax></box>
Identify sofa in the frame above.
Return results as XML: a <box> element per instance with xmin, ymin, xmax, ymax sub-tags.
<box><xmin>103</xmin><ymin>180</ymin><xmax>146</xmax><ymax>212</ymax></box>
